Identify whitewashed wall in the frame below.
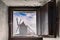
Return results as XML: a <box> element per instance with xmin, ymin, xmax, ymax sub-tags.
<box><xmin>0</xmin><ymin>0</ymin><xmax>60</xmax><ymax>40</ymax></box>
<box><xmin>0</xmin><ymin>0</ymin><xmax>8</xmax><ymax>40</ymax></box>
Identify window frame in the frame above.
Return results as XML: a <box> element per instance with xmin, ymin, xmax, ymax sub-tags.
<box><xmin>8</xmin><ymin>3</ymin><xmax>57</xmax><ymax>38</ymax></box>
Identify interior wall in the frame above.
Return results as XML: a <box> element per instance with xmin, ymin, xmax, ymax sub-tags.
<box><xmin>40</xmin><ymin>4</ymin><xmax>48</xmax><ymax>35</ymax></box>
<box><xmin>0</xmin><ymin>0</ymin><xmax>8</xmax><ymax>40</ymax></box>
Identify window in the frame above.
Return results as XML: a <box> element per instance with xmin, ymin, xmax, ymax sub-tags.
<box><xmin>8</xmin><ymin>4</ymin><xmax>57</xmax><ymax>39</ymax></box>
<box><xmin>13</xmin><ymin>11</ymin><xmax>37</xmax><ymax>36</ymax></box>
<box><xmin>8</xmin><ymin>7</ymin><xmax>41</xmax><ymax>38</ymax></box>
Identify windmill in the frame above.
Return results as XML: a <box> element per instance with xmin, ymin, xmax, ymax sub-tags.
<box><xmin>16</xmin><ymin>17</ymin><xmax>36</xmax><ymax>35</ymax></box>
<box><xmin>16</xmin><ymin>17</ymin><xmax>27</xmax><ymax>35</ymax></box>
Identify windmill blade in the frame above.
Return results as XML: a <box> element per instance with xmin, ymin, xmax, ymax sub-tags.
<box><xmin>16</xmin><ymin>18</ymin><xmax>18</xmax><ymax>25</ymax></box>
<box><xmin>19</xmin><ymin>18</ymin><xmax>21</xmax><ymax>24</ymax></box>
<box><xmin>19</xmin><ymin>18</ymin><xmax>22</xmax><ymax>23</ymax></box>
<box><xmin>16</xmin><ymin>18</ymin><xmax>19</xmax><ymax>33</ymax></box>
<box><xmin>16</xmin><ymin>17</ymin><xmax>22</xmax><ymax>33</ymax></box>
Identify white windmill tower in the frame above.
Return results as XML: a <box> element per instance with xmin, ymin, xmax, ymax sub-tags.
<box><xmin>16</xmin><ymin>17</ymin><xmax>27</xmax><ymax>35</ymax></box>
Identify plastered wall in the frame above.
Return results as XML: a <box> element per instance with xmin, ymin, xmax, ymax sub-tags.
<box><xmin>0</xmin><ymin>0</ymin><xmax>8</xmax><ymax>40</ymax></box>
<box><xmin>0</xmin><ymin>0</ymin><xmax>60</xmax><ymax>40</ymax></box>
